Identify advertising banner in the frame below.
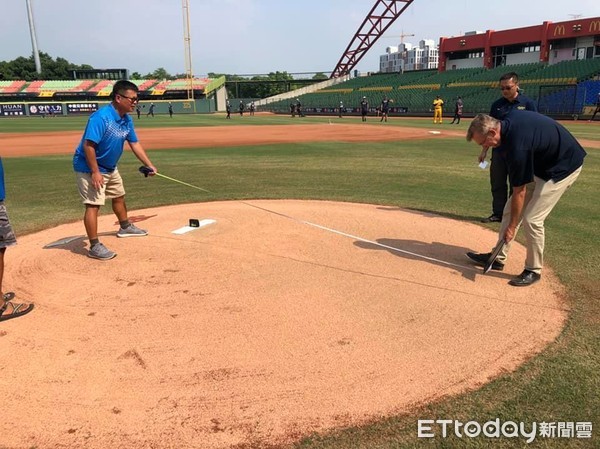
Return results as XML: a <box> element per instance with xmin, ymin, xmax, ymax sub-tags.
<box><xmin>0</xmin><ymin>104</ymin><xmax>26</xmax><ymax>117</ymax></box>
<box><xmin>28</xmin><ymin>103</ymin><xmax>63</xmax><ymax>116</ymax></box>
<box><xmin>67</xmin><ymin>103</ymin><xmax>99</xmax><ymax>114</ymax></box>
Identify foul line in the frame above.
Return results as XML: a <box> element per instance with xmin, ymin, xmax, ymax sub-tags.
<box><xmin>237</xmin><ymin>202</ymin><xmax>476</xmax><ymax>272</ymax></box>
<box><xmin>151</xmin><ymin>172</ymin><xmax>477</xmax><ymax>272</ymax></box>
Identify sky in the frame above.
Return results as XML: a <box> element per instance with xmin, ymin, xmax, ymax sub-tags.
<box><xmin>1</xmin><ymin>0</ymin><xmax>599</xmax><ymax>78</ymax></box>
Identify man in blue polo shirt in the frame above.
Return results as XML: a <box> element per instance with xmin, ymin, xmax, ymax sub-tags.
<box><xmin>73</xmin><ymin>80</ymin><xmax>157</xmax><ymax>260</ymax></box>
<box><xmin>479</xmin><ymin>72</ymin><xmax>537</xmax><ymax>223</ymax></box>
<box><xmin>465</xmin><ymin>110</ymin><xmax>586</xmax><ymax>286</ymax></box>
<box><xmin>0</xmin><ymin>158</ymin><xmax>34</xmax><ymax>322</ymax></box>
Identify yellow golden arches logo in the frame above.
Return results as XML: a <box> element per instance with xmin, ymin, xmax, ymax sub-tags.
<box><xmin>554</xmin><ymin>25</ymin><xmax>566</xmax><ymax>36</ymax></box>
<box><xmin>590</xmin><ymin>21</ymin><xmax>600</xmax><ymax>32</ymax></box>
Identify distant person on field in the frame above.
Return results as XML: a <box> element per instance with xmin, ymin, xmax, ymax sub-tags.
<box><xmin>466</xmin><ymin>111</ymin><xmax>585</xmax><ymax>287</ymax></box>
<box><xmin>146</xmin><ymin>102</ymin><xmax>155</xmax><ymax>117</ymax></box>
<box><xmin>226</xmin><ymin>101</ymin><xmax>231</xmax><ymax>119</ymax></box>
<box><xmin>295</xmin><ymin>98</ymin><xmax>304</xmax><ymax>117</ymax></box>
<box><xmin>168</xmin><ymin>102</ymin><xmax>173</xmax><ymax>118</ymax></box>
<box><xmin>432</xmin><ymin>95</ymin><xmax>444</xmax><ymax>124</ymax></box>
<box><xmin>360</xmin><ymin>96</ymin><xmax>369</xmax><ymax>122</ymax></box>
<box><xmin>479</xmin><ymin>72</ymin><xmax>537</xmax><ymax>223</ymax></box>
<box><xmin>249</xmin><ymin>101</ymin><xmax>255</xmax><ymax>116</ymax></box>
<box><xmin>135</xmin><ymin>104</ymin><xmax>141</xmax><ymax>119</ymax></box>
<box><xmin>590</xmin><ymin>92</ymin><xmax>600</xmax><ymax>121</ymax></box>
<box><xmin>290</xmin><ymin>101</ymin><xmax>296</xmax><ymax>118</ymax></box>
<box><xmin>449</xmin><ymin>96</ymin><xmax>463</xmax><ymax>124</ymax></box>
<box><xmin>380</xmin><ymin>95</ymin><xmax>391</xmax><ymax>122</ymax></box>
<box><xmin>339</xmin><ymin>100</ymin><xmax>344</xmax><ymax>118</ymax></box>
<box><xmin>239</xmin><ymin>101</ymin><xmax>245</xmax><ymax>116</ymax></box>
<box><xmin>0</xmin><ymin>157</ymin><xmax>34</xmax><ymax>323</ymax></box>
<box><xmin>72</xmin><ymin>80</ymin><xmax>158</xmax><ymax>261</ymax></box>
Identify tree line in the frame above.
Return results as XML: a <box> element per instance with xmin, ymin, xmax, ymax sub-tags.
<box><xmin>0</xmin><ymin>53</ymin><xmax>327</xmax><ymax>98</ymax></box>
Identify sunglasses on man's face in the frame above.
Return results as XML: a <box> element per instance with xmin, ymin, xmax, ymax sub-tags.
<box><xmin>118</xmin><ymin>93</ymin><xmax>139</xmax><ymax>103</ymax></box>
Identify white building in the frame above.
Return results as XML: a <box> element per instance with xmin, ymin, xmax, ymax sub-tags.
<box><xmin>379</xmin><ymin>40</ymin><xmax>439</xmax><ymax>73</ymax></box>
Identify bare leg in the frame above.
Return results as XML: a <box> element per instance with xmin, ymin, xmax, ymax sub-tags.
<box><xmin>112</xmin><ymin>196</ymin><xmax>128</xmax><ymax>223</ymax></box>
<box><xmin>0</xmin><ymin>247</ymin><xmax>5</xmax><ymax>301</ymax></box>
<box><xmin>84</xmin><ymin>205</ymin><xmax>100</xmax><ymax>240</ymax></box>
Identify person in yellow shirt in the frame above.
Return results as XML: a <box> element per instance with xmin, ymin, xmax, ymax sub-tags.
<box><xmin>432</xmin><ymin>95</ymin><xmax>444</xmax><ymax>124</ymax></box>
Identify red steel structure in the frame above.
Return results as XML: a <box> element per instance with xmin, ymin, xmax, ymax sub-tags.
<box><xmin>331</xmin><ymin>0</ymin><xmax>415</xmax><ymax>78</ymax></box>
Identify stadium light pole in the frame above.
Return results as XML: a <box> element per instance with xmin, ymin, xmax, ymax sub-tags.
<box><xmin>26</xmin><ymin>0</ymin><xmax>42</xmax><ymax>75</ymax></box>
<box><xmin>182</xmin><ymin>0</ymin><xmax>194</xmax><ymax>104</ymax></box>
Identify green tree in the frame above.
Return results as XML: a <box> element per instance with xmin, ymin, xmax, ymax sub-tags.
<box><xmin>145</xmin><ymin>67</ymin><xmax>174</xmax><ymax>80</ymax></box>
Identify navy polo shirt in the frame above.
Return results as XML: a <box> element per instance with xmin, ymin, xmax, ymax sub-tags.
<box><xmin>73</xmin><ymin>104</ymin><xmax>138</xmax><ymax>173</ymax></box>
<box><xmin>489</xmin><ymin>93</ymin><xmax>537</xmax><ymax>120</ymax></box>
<box><xmin>500</xmin><ymin>110</ymin><xmax>586</xmax><ymax>187</ymax></box>
<box><xmin>489</xmin><ymin>93</ymin><xmax>537</xmax><ymax>156</ymax></box>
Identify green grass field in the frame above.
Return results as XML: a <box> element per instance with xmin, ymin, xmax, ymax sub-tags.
<box><xmin>2</xmin><ymin>114</ymin><xmax>598</xmax><ymax>448</ymax></box>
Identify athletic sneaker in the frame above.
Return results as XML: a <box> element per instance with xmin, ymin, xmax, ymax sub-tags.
<box><xmin>466</xmin><ymin>251</ymin><xmax>504</xmax><ymax>271</ymax></box>
<box><xmin>88</xmin><ymin>243</ymin><xmax>116</xmax><ymax>260</ymax></box>
<box><xmin>117</xmin><ymin>223</ymin><xmax>148</xmax><ymax>238</ymax></box>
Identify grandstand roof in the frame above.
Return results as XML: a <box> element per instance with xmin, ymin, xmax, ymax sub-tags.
<box><xmin>439</xmin><ymin>16</ymin><xmax>600</xmax><ymax>71</ymax></box>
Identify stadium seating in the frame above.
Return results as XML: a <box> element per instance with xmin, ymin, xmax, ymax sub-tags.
<box><xmin>133</xmin><ymin>79</ymin><xmax>160</xmax><ymax>92</ymax></box>
<box><xmin>24</xmin><ymin>80</ymin><xmax>96</xmax><ymax>93</ymax></box>
<box><xmin>0</xmin><ymin>80</ymin><xmax>26</xmax><ymax>93</ymax></box>
<box><xmin>151</xmin><ymin>78</ymin><xmax>210</xmax><ymax>92</ymax></box>
<box><xmin>265</xmin><ymin>59</ymin><xmax>600</xmax><ymax>115</ymax></box>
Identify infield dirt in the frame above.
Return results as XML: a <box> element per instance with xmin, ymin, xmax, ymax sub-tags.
<box><xmin>0</xmin><ymin>123</ymin><xmax>568</xmax><ymax>448</ymax></box>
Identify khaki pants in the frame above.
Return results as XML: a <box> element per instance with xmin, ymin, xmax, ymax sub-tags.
<box><xmin>497</xmin><ymin>166</ymin><xmax>582</xmax><ymax>274</ymax></box>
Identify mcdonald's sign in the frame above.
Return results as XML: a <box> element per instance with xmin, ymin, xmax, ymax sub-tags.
<box><xmin>590</xmin><ymin>20</ymin><xmax>600</xmax><ymax>32</ymax></box>
<box><xmin>554</xmin><ymin>25</ymin><xmax>566</xmax><ymax>36</ymax></box>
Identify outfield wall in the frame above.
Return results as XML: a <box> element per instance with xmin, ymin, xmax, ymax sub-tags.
<box><xmin>0</xmin><ymin>99</ymin><xmax>216</xmax><ymax>117</ymax></box>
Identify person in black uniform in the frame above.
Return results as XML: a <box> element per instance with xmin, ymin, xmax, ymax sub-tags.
<box><xmin>226</xmin><ymin>101</ymin><xmax>231</xmax><ymax>119</ymax></box>
<box><xmin>380</xmin><ymin>96</ymin><xmax>391</xmax><ymax>122</ymax></box>
<box><xmin>239</xmin><ymin>101</ymin><xmax>245</xmax><ymax>116</ymax></box>
<box><xmin>146</xmin><ymin>102</ymin><xmax>155</xmax><ymax>117</ymax></box>
<box><xmin>360</xmin><ymin>96</ymin><xmax>369</xmax><ymax>122</ymax></box>
<box><xmin>168</xmin><ymin>102</ymin><xmax>173</xmax><ymax>118</ymax></box>
<box><xmin>589</xmin><ymin>92</ymin><xmax>600</xmax><ymax>121</ymax></box>
<box><xmin>479</xmin><ymin>72</ymin><xmax>537</xmax><ymax>223</ymax></box>
<box><xmin>466</xmin><ymin>111</ymin><xmax>585</xmax><ymax>286</ymax></box>
<box><xmin>449</xmin><ymin>96</ymin><xmax>463</xmax><ymax>124</ymax></box>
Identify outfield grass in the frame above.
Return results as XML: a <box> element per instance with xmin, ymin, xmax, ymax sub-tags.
<box><xmin>2</xmin><ymin>115</ymin><xmax>598</xmax><ymax>448</ymax></box>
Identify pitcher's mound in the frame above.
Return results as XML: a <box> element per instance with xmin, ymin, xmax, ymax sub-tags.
<box><xmin>1</xmin><ymin>200</ymin><xmax>566</xmax><ymax>449</ymax></box>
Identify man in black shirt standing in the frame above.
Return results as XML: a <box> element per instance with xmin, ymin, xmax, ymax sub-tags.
<box><xmin>479</xmin><ymin>72</ymin><xmax>537</xmax><ymax>223</ymax></box>
<box><xmin>360</xmin><ymin>96</ymin><xmax>369</xmax><ymax>122</ymax></box>
<box><xmin>466</xmin><ymin>110</ymin><xmax>586</xmax><ymax>286</ymax></box>
<box><xmin>380</xmin><ymin>96</ymin><xmax>390</xmax><ymax>122</ymax></box>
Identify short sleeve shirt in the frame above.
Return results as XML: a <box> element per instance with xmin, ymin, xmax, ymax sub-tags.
<box><xmin>500</xmin><ymin>110</ymin><xmax>586</xmax><ymax>187</ymax></box>
<box><xmin>0</xmin><ymin>158</ymin><xmax>5</xmax><ymax>201</ymax></box>
<box><xmin>489</xmin><ymin>93</ymin><xmax>537</xmax><ymax>120</ymax></box>
<box><xmin>73</xmin><ymin>104</ymin><xmax>138</xmax><ymax>173</ymax></box>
